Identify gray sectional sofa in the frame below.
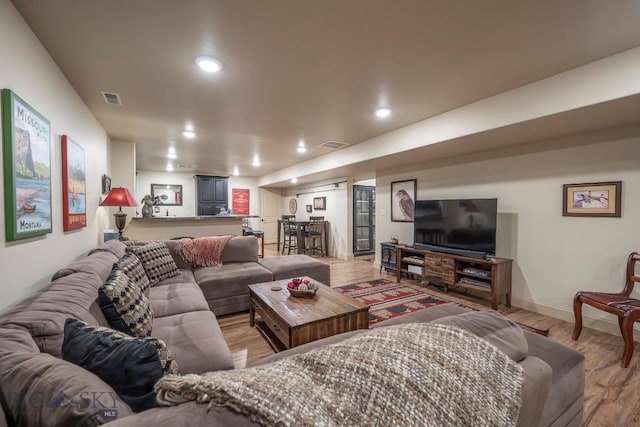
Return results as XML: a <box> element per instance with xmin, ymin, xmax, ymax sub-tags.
<box><xmin>0</xmin><ymin>237</ymin><xmax>585</xmax><ymax>426</ymax></box>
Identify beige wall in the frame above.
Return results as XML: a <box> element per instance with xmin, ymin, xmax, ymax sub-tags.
<box><xmin>134</xmin><ymin>170</ymin><xmax>260</xmax><ymax>225</ymax></box>
<box><xmin>283</xmin><ymin>180</ymin><xmax>351</xmax><ymax>259</ymax></box>
<box><xmin>377</xmin><ymin>137</ymin><xmax>640</xmax><ymax>338</ymax></box>
<box><xmin>0</xmin><ymin>0</ymin><xmax>109</xmax><ymax>311</ymax></box>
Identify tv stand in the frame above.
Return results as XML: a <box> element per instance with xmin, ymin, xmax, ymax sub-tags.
<box><xmin>396</xmin><ymin>246</ymin><xmax>512</xmax><ymax>310</ymax></box>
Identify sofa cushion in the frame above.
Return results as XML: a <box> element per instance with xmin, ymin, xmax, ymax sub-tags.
<box><xmin>148</xmin><ymin>281</ymin><xmax>210</xmax><ymax>318</ymax></box>
<box><xmin>221</xmin><ymin>236</ymin><xmax>259</xmax><ymax>263</ymax></box>
<box><xmin>134</xmin><ymin>242</ymin><xmax>180</xmax><ymax>285</ymax></box>
<box><xmin>88</xmin><ymin>239</ymin><xmax>127</xmax><ymax>259</ymax></box>
<box><xmin>0</xmin><ymin>347</ymin><xmax>134</xmax><ymax>426</ymax></box>
<box><xmin>194</xmin><ymin>263</ymin><xmax>274</xmax><ymax>301</ymax></box>
<box><xmin>152</xmin><ymin>311</ymin><xmax>234</xmax><ymax>374</ymax></box>
<box><xmin>164</xmin><ymin>240</ymin><xmax>195</xmax><ymax>269</ymax></box>
<box><xmin>99</xmin><ymin>268</ymin><xmax>154</xmax><ymax>337</ymax></box>
<box><xmin>431</xmin><ymin>309</ymin><xmax>528</xmax><ymax>362</ymax></box>
<box><xmin>51</xmin><ymin>250</ymin><xmax>119</xmax><ymax>282</ymax></box>
<box><xmin>0</xmin><ymin>271</ymin><xmax>110</xmax><ymax>357</ymax></box>
<box><xmin>62</xmin><ymin>319</ymin><xmax>178</xmax><ymax>413</ymax></box>
<box><xmin>259</xmin><ymin>255</ymin><xmax>330</xmax><ymax>284</ymax></box>
<box><xmin>155</xmin><ymin>269</ymin><xmax>197</xmax><ymax>286</ymax></box>
<box><xmin>115</xmin><ymin>252</ymin><xmax>151</xmax><ymax>295</ymax></box>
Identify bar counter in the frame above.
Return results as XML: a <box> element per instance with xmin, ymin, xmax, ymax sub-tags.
<box><xmin>124</xmin><ymin>215</ymin><xmax>249</xmax><ymax>240</ymax></box>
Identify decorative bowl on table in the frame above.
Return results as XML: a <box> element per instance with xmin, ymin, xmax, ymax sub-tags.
<box><xmin>287</xmin><ymin>278</ymin><xmax>319</xmax><ymax>298</ymax></box>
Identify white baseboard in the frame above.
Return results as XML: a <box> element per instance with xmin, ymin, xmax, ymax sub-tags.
<box><xmin>511</xmin><ymin>297</ymin><xmax>640</xmax><ymax>342</ymax></box>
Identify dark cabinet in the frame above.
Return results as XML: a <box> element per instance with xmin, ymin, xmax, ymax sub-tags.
<box><xmin>195</xmin><ymin>175</ymin><xmax>228</xmax><ymax>215</ymax></box>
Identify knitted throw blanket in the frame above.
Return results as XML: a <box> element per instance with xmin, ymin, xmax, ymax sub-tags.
<box><xmin>155</xmin><ymin>323</ymin><xmax>524</xmax><ymax>426</ymax></box>
<box><xmin>176</xmin><ymin>236</ymin><xmax>232</xmax><ymax>267</ymax></box>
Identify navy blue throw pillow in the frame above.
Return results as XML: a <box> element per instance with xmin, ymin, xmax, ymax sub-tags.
<box><xmin>61</xmin><ymin>319</ymin><xmax>178</xmax><ymax>412</ymax></box>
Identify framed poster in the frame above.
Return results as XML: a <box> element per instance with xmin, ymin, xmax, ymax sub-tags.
<box><xmin>62</xmin><ymin>135</ymin><xmax>87</xmax><ymax>231</ymax></box>
<box><xmin>232</xmin><ymin>188</ymin><xmax>250</xmax><ymax>215</ymax></box>
<box><xmin>562</xmin><ymin>181</ymin><xmax>622</xmax><ymax>217</ymax></box>
<box><xmin>313</xmin><ymin>196</ymin><xmax>326</xmax><ymax>211</ymax></box>
<box><xmin>2</xmin><ymin>89</ymin><xmax>52</xmax><ymax>240</ymax></box>
<box><xmin>151</xmin><ymin>183</ymin><xmax>183</xmax><ymax>206</ymax></box>
<box><xmin>391</xmin><ymin>179</ymin><xmax>416</xmax><ymax>222</ymax></box>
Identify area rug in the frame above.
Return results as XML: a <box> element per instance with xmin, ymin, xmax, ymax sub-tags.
<box><xmin>336</xmin><ymin>279</ymin><xmax>549</xmax><ymax>336</ymax></box>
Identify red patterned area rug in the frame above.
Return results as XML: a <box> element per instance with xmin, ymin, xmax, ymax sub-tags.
<box><xmin>336</xmin><ymin>279</ymin><xmax>549</xmax><ymax>336</ymax></box>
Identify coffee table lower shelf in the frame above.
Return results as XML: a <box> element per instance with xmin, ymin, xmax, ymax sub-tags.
<box><xmin>253</xmin><ymin>318</ymin><xmax>288</xmax><ymax>352</ymax></box>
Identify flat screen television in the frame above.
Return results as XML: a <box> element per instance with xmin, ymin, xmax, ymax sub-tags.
<box><xmin>413</xmin><ymin>198</ymin><xmax>497</xmax><ymax>258</ymax></box>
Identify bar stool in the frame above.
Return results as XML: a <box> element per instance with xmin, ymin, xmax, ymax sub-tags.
<box><xmin>305</xmin><ymin>216</ymin><xmax>325</xmax><ymax>256</ymax></box>
<box><xmin>282</xmin><ymin>217</ymin><xmax>298</xmax><ymax>255</ymax></box>
<box><xmin>242</xmin><ymin>218</ymin><xmax>265</xmax><ymax>258</ymax></box>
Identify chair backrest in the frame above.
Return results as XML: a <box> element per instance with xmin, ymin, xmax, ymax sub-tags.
<box><xmin>307</xmin><ymin>217</ymin><xmax>324</xmax><ymax>234</ymax></box>
<box><xmin>623</xmin><ymin>251</ymin><xmax>640</xmax><ymax>296</ymax></box>
<box><xmin>282</xmin><ymin>217</ymin><xmax>297</xmax><ymax>234</ymax></box>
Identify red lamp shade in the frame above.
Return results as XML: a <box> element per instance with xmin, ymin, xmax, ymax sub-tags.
<box><xmin>100</xmin><ymin>187</ymin><xmax>137</xmax><ymax>239</ymax></box>
<box><xmin>100</xmin><ymin>187</ymin><xmax>137</xmax><ymax>207</ymax></box>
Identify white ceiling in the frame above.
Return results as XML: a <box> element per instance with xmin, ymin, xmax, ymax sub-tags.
<box><xmin>10</xmin><ymin>0</ymin><xmax>640</xmax><ymax>187</ymax></box>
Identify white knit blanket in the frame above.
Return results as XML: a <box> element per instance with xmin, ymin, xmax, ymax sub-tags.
<box><xmin>155</xmin><ymin>323</ymin><xmax>524</xmax><ymax>426</ymax></box>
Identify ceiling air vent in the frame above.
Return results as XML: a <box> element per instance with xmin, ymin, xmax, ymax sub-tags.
<box><xmin>101</xmin><ymin>91</ymin><xmax>122</xmax><ymax>105</ymax></box>
<box><xmin>319</xmin><ymin>140</ymin><xmax>349</xmax><ymax>149</ymax></box>
<box><xmin>177</xmin><ymin>163</ymin><xmax>197</xmax><ymax>169</ymax></box>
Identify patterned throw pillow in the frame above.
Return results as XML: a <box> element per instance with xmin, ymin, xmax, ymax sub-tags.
<box><xmin>99</xmin><ymin>267</ymin><xmax>154</xmax><ymax>337</ymax></box>
<box><xmin>134</xmin><ymin>241</ymin><xmax>180</xmax><ymax>286</ymax></box>
<box><xmin>62</xmin><ymin>319</ymin><xmax>179</xmax><ymax>413</ymax></box>
<box><xmin>115</xmin><ymin>252</ymin><xmax>151</xmax><ymax>295</ymax></box>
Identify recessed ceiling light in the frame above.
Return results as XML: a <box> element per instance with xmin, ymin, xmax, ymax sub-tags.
<box><xmin>168</xmin><ymin>147</ymin><xmax>176</xmax><ymax>154</ymax></box>
<box><xmin>166</xmin><ymin>163</ymin><xmax>174</xmax><ymax>172</ymax></box>
<box><xmin>297</xmin><ymin>139</ymin><xmax>307</xmax><ymax>153</ymax></box>
<box><xmin>291</xmin><ymin>177</ymin><xmax>298</xmax><ymax>183</ymax></box>
<box><xmin>167</xmin><ymin>152</ymin><xmax>177</xmax><ymax>159</ymax></box>
<box><xmin>195</xmin><ymin>56</ymin><xmax>222</xmax><ymax>73</ymax></box>
<box><xmin>375</xmin><ymin>107</ymin><xmax>391</xmax><ymax>119</ymax></box>
<box><xmin>252</xmin><ymin>155</ymin><xmax>260</xmax><ymax>167</ymax></box>
<box><xmin>182</xmin><ymin>130</ymin><xmax>196</xmax><ymax>138</ymax></box>
<box><xmin>233</xmin><ymin>166</ymin><xmax>239</xmax><ymax>176</ymax></box>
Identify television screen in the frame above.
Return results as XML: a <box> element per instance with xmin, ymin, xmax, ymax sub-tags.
<box><xmin>413</xmin><ymin>198</ymin><xmax>497</xmax><ymax>256</ymax></box>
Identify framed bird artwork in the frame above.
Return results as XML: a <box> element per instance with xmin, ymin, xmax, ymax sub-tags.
<box><xmin>391</xmin><ymin>179</ymin><xmax>417</xmax><ymax>222</ymax></box>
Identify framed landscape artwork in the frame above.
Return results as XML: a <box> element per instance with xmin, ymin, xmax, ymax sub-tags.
<box><xmin>62</xmin><ymin>135</ymin><xmax>87</xmax><ymax>231</ymax></box>
<box><xmin>2</xmin><ymin>89</ymin><xmax>52</xmax><ymax>241</ymax></box>
<box><xmin>151</xmin><ymin>183</ymin><xmax>183</xmax><ymax>206</ymax></box>
<box><xmin>391</xmin><ymin>179</ymin><xmax>416</xmax><ymax>222</ymax></box>
<box><xmin>562</xmin><ymin>181</ymin><xmax>622</xmax><ymax>217</ymax></box>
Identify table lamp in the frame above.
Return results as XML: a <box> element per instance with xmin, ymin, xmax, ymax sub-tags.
<box><xmin>100</xmin><ymin>187</ymin><xmax>137</xmax><ymax>239</ymax></box>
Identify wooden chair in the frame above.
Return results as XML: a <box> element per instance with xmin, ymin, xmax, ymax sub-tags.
<box><xmin>281</xmin><ymin>217</ymin><xmax>298</xmax><ymax>255</ymax></box>
<box><xmin>304</xmin><ymin>216</ymin><xmax>325</xmax><ymax>256</ymax></box>
<box><xmin>572</xmin><ymin>252</ymin><xmax>640</xmax><ymax>367</ymax></box>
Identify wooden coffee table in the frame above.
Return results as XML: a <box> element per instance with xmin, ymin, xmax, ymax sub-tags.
<box><xmin>249</xmin><ymin>277</ymin><xmax>369</xmax><ymax>352</ymax></box>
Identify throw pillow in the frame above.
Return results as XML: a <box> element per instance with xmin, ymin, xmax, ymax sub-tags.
<box><xmin>115</xmin><ymin>252</ymin><xmax>151</xmax><ymax>295</ymax></box>
<box><xmin>99</xmin><ymin>267</ymin><xmax>154</xmax><ymax>337</ymax></box>
<box><xmin>62</xmin><ymin>319</ymin><xmax>179</xmax><ymax>413</ymax></box>
<box><xmin>134</xmin><ymin>241</ymin><xmax>180</xmax><ymax>285</ymax></box>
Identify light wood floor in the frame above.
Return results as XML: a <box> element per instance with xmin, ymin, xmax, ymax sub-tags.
<box><xmin>218</xmin><ymin>244</ymin><xmax>640</xmax><ymax>427</ymax></box>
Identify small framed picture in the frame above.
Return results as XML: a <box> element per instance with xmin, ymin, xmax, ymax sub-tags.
<box><xmin>306</xmin><ymin>204</ymin><xmax>312</xmax><ymax>213</ymax></box>
<box><xmin>101</xmin><ymin>175</ymin><xmax>111</xmax><ymax>195</ymax></box>
<box><xmin>562</xmin><ymin>181</ymin><xmax>622</xmax><ymax>217</ymax></box>
<box><xmin>313</xmin><ymin>197</ymin><xmax>326</xmax><ymax>210</ymax></box>
<box><xmin>391</xmin><ymin>179</ymin><xmax>417</xmax><ymax>222</ymax></box>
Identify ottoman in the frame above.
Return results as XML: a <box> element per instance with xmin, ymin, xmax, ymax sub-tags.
<box><xmin>259</xmin><ymin>255</ymin><xmax>330</xmax><ymax>285</ymax></box>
